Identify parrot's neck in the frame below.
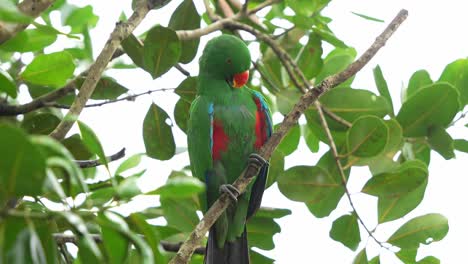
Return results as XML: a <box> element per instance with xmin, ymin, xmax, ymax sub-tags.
<box><xmin>198</xmin><ymin>74</ymin><xmax>235</xmax><ymax>100</ymax></box>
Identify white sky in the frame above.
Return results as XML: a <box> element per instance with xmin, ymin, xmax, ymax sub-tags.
<box><xmin>39</xmin><ymin>0</ymin><xmax>468</xmax><ymax>263</ymax></box>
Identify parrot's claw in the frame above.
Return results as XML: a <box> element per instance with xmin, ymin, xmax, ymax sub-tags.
<box><xmin>248</xmin><ymin>153</ymin><xmax>269</xmax><ymax>170</ymax></box>
<box><xmin>219</xmin><ymin>184</ymin><xmax>240</xmax><ymax>202</ymax></box>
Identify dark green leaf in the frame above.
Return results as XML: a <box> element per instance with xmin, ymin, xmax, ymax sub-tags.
<box><xmin>27</xmin><ymin>83</ymin><xmax>75</xmax><ymax>106</ymax></box>
<box><xmin>418</xmin><ymin>256</ymin><xmax>440</xmax><ymax>264</ymax></box>
<box><xmin>438</xmin><ymin>58</ymin><xmax>468</xmax><ymax>106</ymax></box>
<box><xmin>247</xmin><ymin>216</ymin><xmax>281</xmax><ymax>250</ymax></box>
<box><xmin>427</xmin><ymin>126</ymin><xmax>455</xmax><ymax>159</ymax></box>
<box><xmin>76</xmin><ymin>76</ymin><xmax>128</xmax><ymax>100</ymax></box>
<box><xmin>297</xmin><ymin>33</ymin><xmax>323</xmax><ymax>79</ymax></box>
<box><xmin>99</xmin><ymin>213</ymin><xmax>129</xmax><ymax>264</ymax></box>
<box><xmin>0</xmin><ymin>125</ymin><xmax>46</xmax><ymax>202</ymax></box>
<box><xmin>277</xmin><ymin>165</ymin><xmax>339</xmax><ymax>202</ymax></box>
<box><xmin>115</xmin><ymin>153</ymin><xmax>144</xmax><ymax>175</ymax></box>
<box><xmin>88</xmin><ymin>187</ymin><xmax>115</xmax><ymax>206</ymax></box>
<box><xmin>351</xmin><ymin>12</ymin><xmax>384</xmax><ymax>22</ymax></box>
<box><xmin>78</xmin><ymin>121</ymin><xmax>108</xmax><ymax>169</ymax></box>
<box><xmin>255</xmin><ymin>207</ymin><xmax>291</xmax><ymax>219</ymax></box>
<box><xmin>387</xmin><ymin>213</ymin><xmax>449</xmax><ymax>249</ymax></box>
<box><xmin>0</xmin><ymin>29</ymin><xmax>56</xmax><ymax>52</ymax></box>
<box><xmin>301</xmin><ymin>124</ymin><xmax>319</xmax><ymax>153</ymax></box>
<box><xmin>20</xmin><ymin>51</ymin><xmax>75</xmax><ymax>88</ymax></box>
<box><xmin>0</xmin><ymin>69</ymin><xmax>17</xmax><ymax>98</ymax></box>
<box><xmin>175</xmin><ymin>76</ymin><xmax>198</xmax><ymax>103</ymax></box>
<box><xmin>316</xmin><ymin>48</ymin><xmax>356</xmax><ymax>85</ymax></box>
<box><xmin>329</xmin><ymin>213</ymin><xmax>360</xmax><ymax>251</ymax></box>
<box><xmin>21</xmin><ymin>112</ymin><xmax>61</xmax><ymax>135</ymax></box>
<box><xmin>143</xmin><ymin>103</ymin><xmax>176</xmax><ymax>160</ymax></box>
<box><xmin>276</xmin><ymin>89</ymin><xmax>301</xmax><ymax>115</ymax></box>
<box><xmin>61</xmin><ymin>134</ymin><xmax>93</xmax><ymax>160</ymax></box>
<box><xmin>168</xmin><ymin>0</ymin><xmax>200</xmax><ymax>63</ymax></box>
<box><xmin>143</xmin><ymin>26</ymin><xmax>181</xmax><ymax>78</ymax></box>
<box><xmin>128</xmin><ymin>213</ymin><xmax>166</xmax><ymax>264</ymax></box>
<box><xmin>0</xmin><ymin>1</ymin><xmax>31</xmax><ymax>23</ymax></box>
<box><xmin>250</xmin><ymin>249</ymin><xmax>274</xmax><ymax>264</ymax></box>
<box><xmin>347</xmin><ymin>115</ymin><xmax>388</xmax><ymax>158</ymax></box>
<box><xmin>276</xmin><ymin>123</ymin><xmax>300</xmax><ymax>156</ymax></box>
<box><xmin>454</xmin><ymin>139</ymin><xmax>468</xmax><ymax>153</ymax></box>
<box><xmin>174</xmin><ymin>99</ymin><xmax>191</xmax><ymax>133</ymax></box>
<box><xmin>397</xmin><ymin>83</ymin><xmax>459</xmax><ymax>137</ymax></box>
<box><xmin>160</xmin><ymin>196</ymin><xmax>199</xmax><ymax>232</ymax></box>
<box><xmin>406</xmin><ymin>70</ymin><xmax>432</xmax><ymax>100</ymax></box>
<box><xmin>149</xmin><ymin>176</ymin><xmax>205</xmax><ymax>197</ymax></box>
<box><xmin>363</xmin><ymin>160</ymin><xmax>428</xmax><ymax>197</ymax></box>
<box><xmin>373</xmin><ymin>65</ymin><xmax>394</xmax><ymax>115</ymax></box>
<box><xmin>353</xmin><ymin>249</ymin><xmax>368</xmax><ymax>264</ymax></box>
<box><xmin>122</xmin><ymin>33</ymin><xmax>145</xmax><ymax>68</ymax></box>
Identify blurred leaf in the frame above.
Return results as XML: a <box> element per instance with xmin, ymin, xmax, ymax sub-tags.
<box><xmin>373</xmin><ymin>65</ymin><xmax>394</xmax><ymax>115</ymax></box>
<box><xmin>63</xmin><ymin>5</ymin><xmax>98</xmax><ymax>33</ymax></box>
<box><xmin>0</xmin><ymin>29</ymin><xmax>56</xmax><ymax>52</ymax></box>
<box><xmin>316</xmin><ymin>48</ymin><xmax>356</xmax><ymax>85</ymax></box>
<box><xmin>297</xmin><ymin>33</ymin><xmax>323</xmax><ymax>79</ymax></box>
<box><xmin>0</xmin><ymin>69</ymin><xmax>17</xmax><ymax>98</ymax></box>
<box><xmin>78</xmin><ymin>121</ymin><xmax>108</xmax><ymax>169</ymax></box>
<box><xmin>265</xmin><ymin>149</ymin><xmax>284</xmax><ymax>189</ymax></box>
<box><xmin>160</xmin><ymin>196</ymin><xmax>199</xmax><ymax>232</ymax></box>
<box><xmin>301</xmin><ymin>124</ymin><xmax>319</xmax><ymax>153</ymax></box>
<box><xmin>88</xmin><ymin>187</ymin><xmax>114</xmax><ymax>206</ymax></box>
<box><xmin>115</xmin><ymin>153</ymin><xmax>144</xmax><ymax>175</ymax></box>
<box><xmin>278</xmin><ymin>165</ymin><xmax>338</xmax><ymax>202</ymax></box>
<box><xmin>438</xmin><ymin>58</ymin><xmax>468</xmax><ymax>107</ymax></box>
<box><xmin>454</xmin><ymin>139</ymin><xmax>468</xmax><ymax>153</ymax></box>
<box><xmin>21</xmin><ymin>112</ymin><xmax>61</xmax><ymax>135</ymax></box>
<box><xmin>406</xmin><ymin>70</ymin><xmax>432</xmax><ymax>100</ymax></box>
<box><xmin>62</xmin><ymin>134</ymin><xmax>93</xmax><ymax>160</ymax></box>
<box><xmin>287</xmin><ymin>0</ymin><xmax>330</xmax><ymax>16</ymax></box>
<box><xmin>276</xmin><ymin>123</ymin><xmax>300</xmax><ymax>156</ymax></box>
<box><xmin>276</xmin><ymin>89</ymin><xmax>301</xmax><ymax>115</ymax></box>
<box><xmin>387</xmin><ymin>213</ymin><xmax>449</xmax><ymax>249</ymax></box>
<box><xmin>116</xmin><ymin>170</ymin><xmax>146</xmax><ymax>199</ymax></box>
<box><xmin>363</xmin><ymin>160</ymin><xmax>428</xmax><ymax>197</ymax></box>
<box><xmin>128</xmin><ymin>213</ymin><xmax>166</xmax><ymax>264</ymax></box>
<box><xmin>0</xmin><ymin>125</ymin><xmax>46</xmax><ymax>202</ymax></box>
<box><xmin>330</xmin><ymin>213</ymin><xmax>360</xmax><ymax>251</ymax></box>
<box><xmin>396</xmin><ymin>248</ymin><xmax>417</xmax><ymax>263</ymax></box>
<box><xmin>20</xmin><ymin>51</ymin><xmax>75</xmax><ymax>88</ymax></box>
<box><xmin>27</xmin><ymin>83</ymin><xmax>75</xmax><ymax>106</ymax></box>
<box><xmin>314</xmin><ymin>27</ymin><xmax>347</xmax><ymax>48</ymax></box>
<box><xmin>427</xmin><ymin>125</ymin><xmax>455</xmax><ymax>159</ymax></box>
<box><xmin>99</xmin><ymin>213</ymin><xmax>129</xmax><ymax>264</ymax></box>
<box><xmin>174</xmin><ymin>99</ymin><xmax>191</xmax><ymax>133</ymax></box>
<box><xmin>250</xmin><ymin>249</ymin><xmax>274</xmax><ymax>264</ymax></box>
<box><xmin>351</xmin><ymin>12</ymin><xmax>384</xmax><ymax>22</ymax></box>
<box><xmin>0</xmin><ymin>1</ymin><xmax>31</xmax><ymax>23</ymax></box>
<box><xmin>149</xmin><ymin>176</ymin><xmax>205</xmax><ymax>197</ymax></box>
<box><xmin>175</xmin><ymin>76</ymin><xmax>198</xmax><ymax>103</ymax></box>
<box><xmin>169</xmin><ymin>0</ymin><xmax>200</xmax><ymax>63</ymax></box>
<box><xmin>347</xmin><ymin>115</ymin><xmax>388</xmax><ymax>158</ymax></box>
<box><xmin>397</xmin><ymin>83</ymin><xmax>459</xmax><ymax>137</ymax></box>
<box><xmin>418</xmin><ymin>256</ymin><xmax>440</xmax><ymax>264</ymax></box>
<box><xmin>143</xmin><ymin>103</ymin><xmax>176</xmax><ymax>160</ymax></box>
<box><xmin>353</xmin><ymin>249</ymin><xmax>368</xmax><ymax>264</ymax></box>
<box><xmin>247</xmin><ymin>216</ymin><xmax>281</xmax><ymax>250</ymax></box>
<box><xmin>76</xmin><ymin>76</ymin><xmax>128</xmax><ymax>100</ymax></box>
<box><xmin>143</xmin><ymin>26</ymin><xmax>181</xmax><ymax>79</ymax></box>
<box><xmin>132</xmin><ymin>0</ymin><xmax>172</xmax><ymax>10</ymax></box>
<box><xmin>255</xmin><ymin>207</ymin><xmax>291</xmax><ymax>219</ymax></box>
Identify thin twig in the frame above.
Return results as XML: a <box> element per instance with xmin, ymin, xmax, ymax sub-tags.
<box><xmin>49</xmin><ymin>0</ymin><xmax>153</xmax><ymax>140</ymax></box>
<box><xmin>169</xmin><ymin>9</ymin><xmax>408</xmax><ymax>264</ymax></box>
<box><xmin>75</xmin><ymin>148</ymin><xmax>126</xmax><ymax>168</ymax></box>
<box><xmin>175</xmin><ymin>64</ymin><xmax>191</xmax><ymax>77</ymax></box>
<box><xmin>321</xmin><ymin>105</ymin><xmax>352</xmax><ymax>128</ymax></box>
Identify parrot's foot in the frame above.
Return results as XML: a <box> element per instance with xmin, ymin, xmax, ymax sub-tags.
<box><xmin>219</xmin><ymin>184</ymin><xmax>240</xmax><ymax>202</ymax></box>
<box><xmin>248</xmin><ymin>153</ymin><xmax>269</xmax><ymax>170</ymax></box>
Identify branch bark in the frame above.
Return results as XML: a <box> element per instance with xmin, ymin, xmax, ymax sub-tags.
<box><xmin>48</xmin><ymin>0</ymin><xmax>153</xmax><ymax>140</ymax></box>
<box><xmin>75</xmin><ymin>148</ymin><xmax>126</xmax><ymax>168</ymax></box>
<box><xmin>169</xmin><ymin>9</ymin><xmax>408</xmax><ymax>264</ymax></box>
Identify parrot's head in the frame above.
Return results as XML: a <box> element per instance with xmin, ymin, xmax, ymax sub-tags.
<box><xmin>199</xmin><ymin>34</ymin><xmax>251</xmax><ymax>89</ymax></box>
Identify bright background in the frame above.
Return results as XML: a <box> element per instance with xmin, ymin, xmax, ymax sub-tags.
<box><xmin>35</xmin><ymin>0</ymin><xmax>468</xmax><ymax>263</ymax></box>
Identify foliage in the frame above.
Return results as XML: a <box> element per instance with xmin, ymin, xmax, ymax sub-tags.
<box><xmin>0</xmin><ymin>0</ymin><xmax>463</xmax><ymax>263</ymax></box>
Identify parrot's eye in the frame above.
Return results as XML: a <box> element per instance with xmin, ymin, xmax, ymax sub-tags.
<box><xmin>226</xmin><ymin>58</ymin><xmax>232</xmax><ymax>64</ymax></box>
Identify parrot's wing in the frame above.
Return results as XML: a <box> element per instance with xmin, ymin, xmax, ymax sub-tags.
<box><xmin>247</xmin><ymin>90</ymin><xmax>273</xmax><ymax>218</ymax></box>
<box><xmin>187</xmin><ymin>96</ymin><xmax>213</xmax><ymax>212</ymax></box>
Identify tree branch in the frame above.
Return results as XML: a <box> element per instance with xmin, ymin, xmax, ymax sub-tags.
<box><xmin>0</xmin><ymin>0</ymin><xmax>56</xmax><ymax>44</ymax></box>
<box><xmin>169</xmin><ymin>9</ymin><xmax>408</xmax><ymax>264</ymax></box>
<box><xmin>49</xmin><ymin>0</ymin><xmax>153</xmax><ymax>140</ymax></box>
<box><xmin>75</xmin><ymin>148</ymin><xmax>126</xmax><ymax>168</ymax></box>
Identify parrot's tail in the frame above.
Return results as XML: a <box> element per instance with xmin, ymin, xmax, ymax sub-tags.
<box><xmin>205</xmin><ymin>227</ymin><xmax>249</xmax><ymax>264</ymax></box>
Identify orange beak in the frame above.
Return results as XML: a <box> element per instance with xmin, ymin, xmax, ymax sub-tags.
<box><xmin>232</xmin><ymin>70</ymin><xmax>249</xmax><ymax>88</ymax></box>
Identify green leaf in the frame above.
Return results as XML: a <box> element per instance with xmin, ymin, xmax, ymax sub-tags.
<box><xmin>378</xmin><ymin>178</ymin><xmax>427</xmax><ymax>223</ymax></box>
<box><xmin>255</xmin><ymin>207</ymin><xmax>291</xmax><ymax>219</ymax></box>
<box><xmin>99</xmin><ymin>213</ymin><xmax>129</xmax><ymax>264</ymax></box>
<box><xmin>406</xmin><ymin>70</ymin><xmax>432</xmax><ymax>100</ymax></box>
<box><xmin>0</xmin><ymin>1</ymin><xmax>31</xmax><ymax>23</ymax></box>
<box><xmin>347</xmin><ymin>115</ymin><xmax>388</xmax><ymax>158</ymax></box>
<box><xmin>128</xmin><ymin>213</ymin><xmax>166</xmax><ymax>264</ymax></box>
<box><xmin>247</xmin><ymin>216</ymin><xmax>281</xmax><ymax>250</ymax></box>
<box><xmin>78</xmin><ymin>121</ymin><xmax>108</xmax><ymax>169</ymax></box>
<box><xmin>438</xmin><ymin>58</ymin><xmax>468</xmax><ymax>106</ymax></box>
<box><xmin>418</xmin><ymin>256</ymin><xmax>440</xmax><ymax>264</ymax></box>
<box><xmin>363</xmin><ymin>160</ymin><xmax>428</xmax><ymax>197</ymax></box>
<box><xmin>396</xmin><ymin>248</ymin><xmax>417</xmax><ymax>263</ymax></box>
<box><xmin>314</xmin><ymin>27</ymin><xmax>348</xmax><ymax>49</ymax></box>
<box><xmin>286</xmin><ymin>0</ymin><xmax>329</xmax><ymax>16</ymax></box>
<box><xmin>174</xmin><ymin>99</ymin><xmax>191</xmax><ymax>133</ymax></box>
<box><xmin>20</xmin><ymin>51</ymin><xmax>75</xmax><ymax>88</ymax></box>
<box><xmin>21</xmin><ymin>112</ymin><xmax>61</xmax><ymax>135</ymax></box>
<box><xmin>122</xmin><ymin>33</ymin><xmax>145</xmax><ymax>68</ymax></box>
<box><xmin>160</xmin><ymin>196</ymin><xmax>199</xmax><ymax>232</ymax></box>
<box><xmin>351</xmin><ymin>12</ymin><xmax>384</xmax><ymax>22</ymax></box>
<box><xmin>76</xmin><ymin>76</ymin><xmax>128</xmax><ymax>100</ymax></box>
<box><xmin>0</xmin><ymin>69</ymin><xmax>17</xmax><ymax>98</ymax></box>
<box><xmin>62</xmin><ymin>134</ymin><xmax>93</xmax><ymax>160</ymax></box>
<box><xmin>316</xmin><ymin>48</ymin><xmax>356</xmax><ymax>85</ymax></box>
<box><xmin>143</xmin><ymin>26</ymin><xmax>181</xmax><ymax>79</ymax></box>
<box><xmin>329</xmin><ymin>213</ymin><xmax>360</xmax><ymax>251</ymax></box>
<box><xmin>277</xmin><ymin>165</ymin><xmax>339</xmax><ymax>202</ymax></box>
<box><xmin>175</xmin><ymin>76</ymin><xmax>198</xmax><ymax>103</ymax></box>
<box><xmin>427</xmin><ymin>125</ymin><xmax>455</xmax><ymax>159</ymax></box>
<box><xmin>115</xmin><ymin>153</ymin><xmax>144</xmax><ymax>175</ymax></box>
<box><xmin>373</xmin><ymin>65</ymin><xmax>394</xmax><ymax>115</ymax></box>
<box><xmin>149</xmin><ymin>176</ymin><xmax>205</xmax><ymax>197</ymax></box>
<box><xmin>168</xmin><ymin>0</ymin><xmax>200</xmax><ymax>63</ymax></box>
<box><xmin>353</xmin><ymin>249</ymin><xmax>368</xmax><ymax>264</ymax></box>
<box><xmin>0</xmin><ymin>125</ymin><xmax>46</xmax><ymax>202</ymax></box>
<box><xmin>309</xmin><ymin>88</ymin><xmax>390</xmax><ymax>131</ymax></box>
<box><xmin>307</xmin><ymin>151</ymin><xmax>348</xmax><ymax>218</ymax></box>
<box><xmin>276</xmin><ymin>123</ymin><xmax>300</xmax><ymax>156</ymax></box>
<box><xmin>87</xmin><ymin>187</ymin><xmax>114</xmax><ymax>207</ymax></box>
<box><xmin>301</xmin><ymin>124</ymin><xmax>319</xmax><ymax>152</ymax></box>
<box><xmin>266</xmin><ymin>149</ymin><xmax>284</xmax><ymax>188</ymax></box>
<box><xmin>297</xmin><ymin>33</ymin><xmax>323</xmax><ymax>79</ymax></box>
<box><xmin>63</xmin><ymin>5</ymin><xmax>99</xmax><ymax>33</ymax></box>
<box><xmin>387</xmin><ymin>213</ymin><xmax>449</xmax><ymax>249</ymax></box>
<box><xmin>116</xmin><ymin>174</ymin><xmax>143</xmax><ymax>199</ymax></box>
<box><xmin>0</xmin><ymin>29</ymin><xmax>56</xmax><ymax>52</ymax></box>
<box><xmin>276</xmin><ymin>89</ymin><xmax>301</xmax><ymax>115</ymax></box>
<box><xmin>250</xmin><ymin>249</ymin><xmax>274</xmax><ymax>264</ymax></box>
<box><xmin>454</xmin><ymin>139</ymin><xmax>468</xmax><ymax>153</ymax></box>
<box><xmin>27</xmin><ymin>83</ymin><xmax>75</xmax><ymax>106</ymax></box>
<box><xmin>369</xmin><ymin>256</ymin><xmax>380</xmax><ymax>264</ymax></box>
<box><xmin>396</xmin><ymin>83</ymin><xmax>460</xmax><ymax>137</ymax></box>
<box><xmin>143</xmin><ymin>103</ymin><xmax>176</xmax><ymax>160</ymax></box>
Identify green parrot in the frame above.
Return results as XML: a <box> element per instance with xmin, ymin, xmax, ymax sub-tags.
<box><xmin>187</xmin><ymin>35</ymin><xmax>272</xmax><ymax>264</ymax></box>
